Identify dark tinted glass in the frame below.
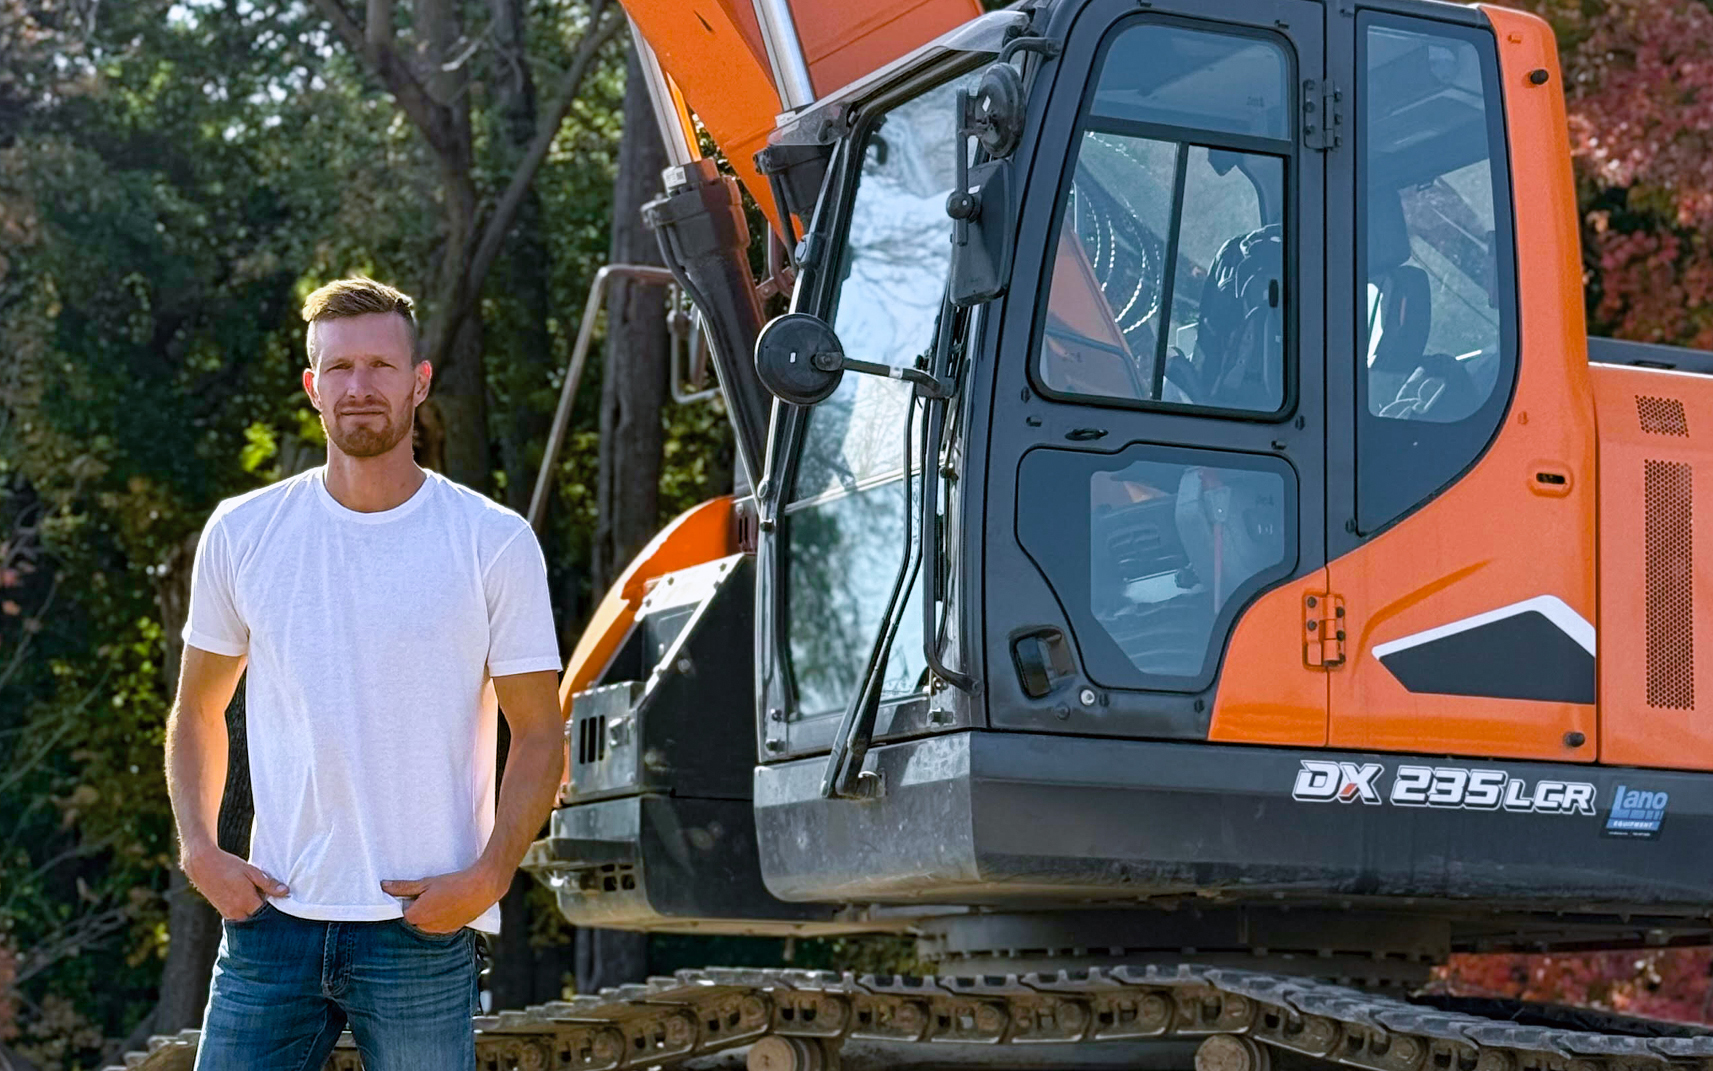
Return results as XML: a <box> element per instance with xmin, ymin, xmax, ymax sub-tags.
<box><xmin>1018</xmin><ymin>445</ymin><xmax>1293</xmax><ymax>691</ymax></box>
<box><xmin>1357</xmin><ymin>17</ymin><xmax>1514</xmax><ymax>532</ymax></box>
<box><xmin>1090</xmin><ymin>24</ymin><xmax>1290</xmax><ymax>140</ymax></box>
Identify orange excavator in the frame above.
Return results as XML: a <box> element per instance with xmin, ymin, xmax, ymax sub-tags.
<box><xmin>125</xmin><ymin>0</ymin><xmax>1713</xmax><ymax>1068</ymax></box>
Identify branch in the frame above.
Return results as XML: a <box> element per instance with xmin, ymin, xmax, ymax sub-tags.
<box><xmin>8</xmin><ymin>904</ymin><xmax>135</xmax><ymax>990</ymax></box>
<box><xmin>463</xmin><ymin>1</ymin><xmax>625</xmax><ymax>298</ymax></box>
<box><xmin>0</xmin><ymin>670</ymin><xmax>108</xmax><ymax>798</ymax></box>
<box><xmin>0</xmin><ymin>574</ymin><xmax>56</xmax><ymax>695</ymax></box>
<box><xmin>308</xmin><ymin>0</ymin><xmax>449</xmax><ymax>154</ymax></box>
<box><xmin>308</xmin><ymin>0</ymin><xmax>368</xmax><ymax>63</ymax></box>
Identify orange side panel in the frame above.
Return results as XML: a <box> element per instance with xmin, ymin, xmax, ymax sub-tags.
<box><xmin>624</xmin><ymin>0</ymin><xmax>979</xmax><ymax>236</ymax></box>
<box><xmin>1324</xmin><ymin>8</ymin><xmax>1597</xmax><ymax>761</ymax></box>
<box><xmin>559</xmin><ymin>496</ymin><xmax>738</xmax><ymax>715</ymax></box>
<box><xmin>1207</xmin><ymin>570</ymin><xmax>1330</xmax><ymax>746</ymax></box>
<box><xmin>1591</xmin><ymin>365</ymin><xmax>1713</xmax><ymax>770</ymax></box>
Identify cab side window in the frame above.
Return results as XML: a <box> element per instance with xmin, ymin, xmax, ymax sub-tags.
<box><xmin>1357</xmin><ymin>16</ymin><xmax>1516</xmax><ymax>531</ymax></box>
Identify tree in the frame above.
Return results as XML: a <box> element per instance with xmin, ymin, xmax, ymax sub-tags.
<box><xmin>591</xmin><ymin>44</ymin><xmax>672</xmax><ymax>596</ymax></box>
<box><xmin>305</xmin><ymin>0</ymin><xmax>625</xmax><ymax>488</ymax></box>
<box><xmin>1536</xmin><ymin>0</ymin><xmax>1713</xmax><ymax>349</ymax></box>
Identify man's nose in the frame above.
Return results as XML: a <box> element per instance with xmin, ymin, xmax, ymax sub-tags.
<box><xmin>345</xmin><ymin>368</ymin><xmax>383</xmax><ymax>399</ymax></box>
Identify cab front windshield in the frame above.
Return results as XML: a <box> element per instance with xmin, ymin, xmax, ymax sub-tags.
<box><xmin>785</xmin><ymin>74</ymin><xmax>972</xmax><ymax>719</ymax></box>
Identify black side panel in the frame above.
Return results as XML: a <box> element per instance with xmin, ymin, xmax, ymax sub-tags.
<box><xmin>531</xmin><ymin>795</ymin><xmax>836</xmax><ymax>932</ymax></box>
<box><xmin>1376</xmin><ymin>610</ymin><xmax>1596</xmax><ymax>703</ymax></box>
<box><xmin>567</xmin><ymin>555</ymin><xmax>756</xmax><ymax>803</ymax></box>
<box><xmin>754</xmin><ymin>732</ymin><xmax>1713</xmax><ymax>912</ymax></box>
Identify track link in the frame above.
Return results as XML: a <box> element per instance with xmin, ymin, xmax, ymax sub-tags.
<box><xmin>107</xmin><ymin>964</ymin><xmax>1713</xmax><ymax>1071</ymax></box>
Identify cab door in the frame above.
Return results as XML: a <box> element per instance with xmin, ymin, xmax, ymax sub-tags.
<box><xmin>980</xmin><ymin>0</ymin><xmax>1329</xmax><ymax>741</ymax></box>
<box><xmin>1323</xmin><ymin>4</ymin><xmax>1599</xmax><ymax>761</ymax></box>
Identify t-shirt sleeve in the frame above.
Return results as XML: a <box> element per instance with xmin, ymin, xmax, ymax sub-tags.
<box><xmin>484</xmin><ymin>525</ymin><xmax>563</xmax><ymax>678</ymax></box>
<box><xmin>182</xmin><ymin>514</ymin><xmax>249</xmax><ymax>657</ymax></box>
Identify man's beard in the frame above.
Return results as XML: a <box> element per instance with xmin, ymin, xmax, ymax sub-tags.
<box><xmin>324</xmin><ymin>403</ymin><xmax>412</xmax><ymax>459</ymax></box>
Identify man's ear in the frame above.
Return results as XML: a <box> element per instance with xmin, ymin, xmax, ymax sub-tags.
<box><xmin>415</xmin><ymin>360</ymin><xmax>433</xmax><ymax>405</ymax></box>
<box><xmin>302</xmin><ymin>366</ymin><xmax>320</xmax><ymax>411</ymax></box>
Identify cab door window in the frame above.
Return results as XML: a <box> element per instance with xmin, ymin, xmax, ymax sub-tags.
<box><xmin>1036</xmin><ymin>22</ymin><xmax>1294</xmax><ymax>416</ymax></box>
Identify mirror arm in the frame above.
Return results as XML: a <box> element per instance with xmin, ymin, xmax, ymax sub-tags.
<box><xmin>807</xmin><ymin>350</ymin><xmax>952</xmax><ymax>399</ymax></box>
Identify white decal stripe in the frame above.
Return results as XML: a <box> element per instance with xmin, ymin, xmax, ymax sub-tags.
<box><xmin>1370</xmin><ymin>595</ymin><xmax>1596</xmax><ymax>660</ymax></box>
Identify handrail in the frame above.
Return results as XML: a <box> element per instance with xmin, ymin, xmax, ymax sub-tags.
<box><xmin>527</xmin><ymin>264</ymin><xmax>676</xmax><ymax>532</ymax></box>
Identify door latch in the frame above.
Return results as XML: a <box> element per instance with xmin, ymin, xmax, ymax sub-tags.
<box><xmin>1304</xmin><ymin>593</ymin><xmax>1347</xmax><ymax>668</ymax></box>
<box><xmin>1302</xmin><ymin>79</ymin><xmax>1344</xmax><ymax>151</ymax></box>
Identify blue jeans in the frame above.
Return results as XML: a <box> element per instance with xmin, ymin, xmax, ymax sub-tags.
<box><xmin>193</xmin><ymin>903</ymin><xmax>482</xmax><ymax>1071</ymax></box>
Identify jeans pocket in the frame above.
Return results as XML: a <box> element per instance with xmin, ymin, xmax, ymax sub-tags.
<box><xmin>228</xmin><ymin>902</ymin><xmax>271</xmax><ymax>926</ymax></box>
<box><xmin>398</xmin><ymin>917</ymin><xmax>465</xmax><ymax>942</ymax></box>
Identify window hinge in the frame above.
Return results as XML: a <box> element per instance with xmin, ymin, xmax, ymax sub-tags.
<box><xmin>1303</xmin><ymin>592</ymin><xmax>1347</xmax><ymax>668</ymax></box>
<box><xmin>1302</xmin><ymin>79</ymin><xmax>1344</xmax><ymax>152</ymax></box>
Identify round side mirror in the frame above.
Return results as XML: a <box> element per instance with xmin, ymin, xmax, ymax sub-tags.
<box><xmin>972</xmin><ymin>62</ymin><xmax>1025</xmax><ymax>158</ymax></box>
<box><xmin>754</xmin><ymin>313</ymin><xmax>845</xmax><ymax>406</ymax></box>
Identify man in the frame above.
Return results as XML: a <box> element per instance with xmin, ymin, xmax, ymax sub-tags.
<box><xmin>166</xmin><ymin>278</ymin><xmax>565</xmax><ymax>1070</ymax></box>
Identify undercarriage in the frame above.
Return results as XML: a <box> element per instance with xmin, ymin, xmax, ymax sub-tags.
<box><xmin>113</xmin><ymin>960</ymin><xmax>1713</xmax><ymax>1071</ymax></box>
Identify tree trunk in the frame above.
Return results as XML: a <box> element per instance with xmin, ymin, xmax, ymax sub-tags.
<box><xmin>479</xmin><ymin>0</ymin><xmax>574</xmax><ymax>1008</ymax></box>
<box><xmin>573</xmin><ymin>45</ymin><xmax>668</xmax><ymax>995</ymax></box>
<box><xmin>149</xmin><ymin>532</ymin><xmax>254</xmax><ymax>1038</ymax></box>
<box><xmin>575</xmin><ymin>928</ymin><xmax>649</xmax><ymax>994</ymax></box>
<box><xmin>414</xmin><ymin>0</ymin><xmax>489</xmax><ymax>491</ymax></box>
<box><xmin>488</xmin><ymin>0</ymin><xmax>556</xmax><ymax>515</ymax></box>
<box><xmin>426</xmin><ymin>305</ymin><xmax>488</xmax><ymax>489</ymax></box>
<box><xmin>592</xmin><ymin>44</ymin><xmax>672</xmax><ymax>596</ymax></box>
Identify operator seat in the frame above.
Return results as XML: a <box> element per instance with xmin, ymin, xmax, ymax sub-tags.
<box><xmin>1365</xmin><ymin>190</ymin><xmax>1479</xmax><ymax>420</ymax></box>
<box><xmin>1193</xmin><ymin>223</ymin><xmax>1283</xmax><ymax>409</ymax></box>
<box><xmin>1367</xmin><ymin>191</ymin><xmax>1432</xmax><ymax>377</ymax></box>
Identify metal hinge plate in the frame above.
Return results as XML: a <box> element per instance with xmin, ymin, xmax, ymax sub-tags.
<box><xmin>1304</xmin><ymin>592</ymin><xmax>1347</xmax><ymax>668</ymax></box>
<box><xmin>1302</xmin><ymin>78</ymin><xmax>1343</xmax><ymax>151</ymax></box>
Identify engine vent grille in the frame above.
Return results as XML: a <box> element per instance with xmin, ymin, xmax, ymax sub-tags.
<box><xmin>576</xmin><ymin>714</ymin><xmax>608</xmax><ymax>765</ymax></box>
<box><xmin>1637</xmin><ymin>395</ymin><xmax>1689</xmax><ymax>436</ymax></box>
<box><xmin>1644</xmin><ymin>459</ymin><xmax>1694</xmax><ymax>709</ymax></box>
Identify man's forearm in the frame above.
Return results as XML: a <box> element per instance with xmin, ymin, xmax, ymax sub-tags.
<box><xmin>165</xmin><ymin>699</ymin><xmax>228</xmax><ymax>860</ymax></box>
<box><xmin>477</xmin><ymin>725</ymin><xmax>565</xmax><ymax>889</ymax></box>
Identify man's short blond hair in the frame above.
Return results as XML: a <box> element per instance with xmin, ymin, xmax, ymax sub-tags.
<box><xmin>301</xmin><ymin>277</ymin><xmax>421</xmax><ymax>366</ymax></box>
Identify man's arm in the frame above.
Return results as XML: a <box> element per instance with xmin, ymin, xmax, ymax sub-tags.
<box><xmin>382</xmin><ymin>669</ymin><xmax>563</xmax><ymax>932</ymax></box>
<box><xmin>166</xmin><ymin>644</ymin><xmax>288</xmax><ymax>919</ymax></box>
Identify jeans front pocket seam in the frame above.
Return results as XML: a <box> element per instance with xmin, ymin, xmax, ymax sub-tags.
<box><xmin>398</xmin><ymin>917</ymin><xmax>464</xmax><ymax>942</ymax></box>
<box><xmin>227</xmin><ymin>902</ymin><xmax>271</xmax><ymax>927</ymax></box>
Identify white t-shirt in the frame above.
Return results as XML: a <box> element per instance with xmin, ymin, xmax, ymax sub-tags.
<box><xmin>182</xmin><ymin>467</ymin><xmax>562</xmax><ymax>933</ymax></box>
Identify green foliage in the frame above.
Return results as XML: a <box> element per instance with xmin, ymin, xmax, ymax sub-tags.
<box><xmin>0</xmin><ymin>0</ymin><xmax>740</xmax><ymax>1060</ymax></box>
